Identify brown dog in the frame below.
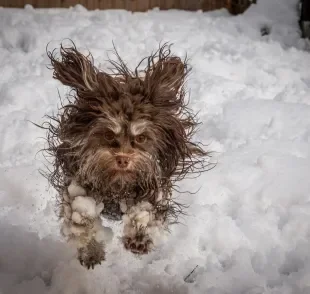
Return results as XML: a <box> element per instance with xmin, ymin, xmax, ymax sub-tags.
<box><xmin>38</xmin><ymin>41</ymin><xmax>212</xmax><ymax>269</ymax></box>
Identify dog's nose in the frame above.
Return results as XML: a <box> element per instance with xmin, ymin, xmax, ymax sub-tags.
<box><xmin>116</xmin><ymin>155</ymin><xmax>130</xmax><ymax>168</ymax></box>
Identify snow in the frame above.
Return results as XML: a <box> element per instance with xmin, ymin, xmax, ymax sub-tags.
<box><xmin>67</xmin><ymin>180</ymin><xmax>87</xmax><ymax>197</ymax></box>
<box><xmin>0</xmin><ymin>0</ymin><xmax>310</xmax><ymax>293</ymax></box>
<box><xmin>71</xmin><ymin>196</ymin><xmax>99</xmax><ymax>219</ymax></box>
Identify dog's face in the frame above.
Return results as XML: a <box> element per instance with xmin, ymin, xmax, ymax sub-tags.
<box><xmin>78</xmin><ymin>99</ymin><xmax>163</xmax><ymax>192</ymax></box>
<box><xmin>46</xmin><ymin>43</ymin><xmax>208</xmax><ymax>195</ymax></box>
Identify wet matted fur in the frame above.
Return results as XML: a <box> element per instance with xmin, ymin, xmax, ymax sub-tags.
<box><xmin>36</xmin><ymin>41</ymin><xmax>214</xmax><ymax>269</ymax></box>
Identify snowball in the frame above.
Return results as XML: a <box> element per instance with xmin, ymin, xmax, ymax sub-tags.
<box><xmin>67</xmin><ymin>180</ymin><xmax>87</xmax><ymax>198</ymax></box>
<box><xmin>134</xmin><ymin>210</ymin><xmax>150</xmax><ymax>228</ymax></box>
<box><xmin>126</xmin><ymin>201</ymin><xmax>153</xmax><ymax>217</ymax></box>
<box><xmin>69</xmin><ymin>223</ymin><xmax>87</xmax><ymax>236</ymax></box>
<box><xmin>71</xmin><ymin>196</ymin><xmax>97</xmax><ymax>219</ymax></box>
<box><xmin>139</xmin><ymin>201</ymin><xmax>153</xmax><ymax>211</ymax></box>
<box><xmin>71</xmin><ymin>211</ymin><xmax>82</xmax><ymax>224</ymax></box>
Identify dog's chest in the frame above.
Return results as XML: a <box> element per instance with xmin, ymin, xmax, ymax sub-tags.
<box><xmin>90</xmin><ymin>188</ymin><xmax>160</xmax><ymax>221</ymax></box>
<box><xmin>100</xmin><ymin>199</ymin><xmax>123</xmax><ymax>220</ymax></box>
<box><xmin>98</xmin><ymin>192</ymin><xmax>140</xmax><ymax>221</ymax></box>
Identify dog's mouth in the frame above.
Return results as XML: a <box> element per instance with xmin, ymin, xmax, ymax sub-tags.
<box><xmin>109</xmin><ymin>168</ymin><xmax>137</xmax><ymax>180</ymax></box>
<box><xmin>106</xmin><ymin>169</ymin><xmax>139</xmax><ymax>192</ymax></box>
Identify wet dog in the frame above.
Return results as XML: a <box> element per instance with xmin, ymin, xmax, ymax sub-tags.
<box><xmin>38</xmin><ymin>42</ymin><xmax>212</xmax><ymax>269</ymax></box>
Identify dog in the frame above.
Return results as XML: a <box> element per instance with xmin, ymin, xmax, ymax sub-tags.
<box><xmin>38</xmin><ymin>42</ymin><xmax>212</xmax><ymax>269</ymax></box>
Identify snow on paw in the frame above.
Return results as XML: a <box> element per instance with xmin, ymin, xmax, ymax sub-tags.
<box><xmin>64</xmin><ymin>221</ymin><xmax>89</xmax><ymax>238</ymax></box>
<box><xmin>71</xmin><ymin>196</ymin><xmax>97</xmax><ymax>219</ymax></box>
<box><xmin>71</xmin><ymin>211</ymin><xmax>93</xmax><ymax>226</ymax></box>
<box><xmin>123</xmin><ymin>203</ymin><xmax>153</xmax><ymax>229</ymax></box>
<box><xmin>78</xmin><ymin>238</ymin><xmax>105</xmax><ymax>270</ymax></box>
<box><xmin>67</xmin><ymin>179</ymin><xmax>87</xmax><ymax>198</ymax></box>
<box><xmin>123</xmin><ymin>232</ymin><xmax>154</xmax><ymax>255</ymax></box>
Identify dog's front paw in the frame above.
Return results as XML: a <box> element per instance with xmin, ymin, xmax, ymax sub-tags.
<box><xmin>123</xmin><ymin>232</ymin><xmax>153</xmax><ymax>255</ymax></box>
<box><xmin>78</xmin><ymin>238</ymin><xmax>105</xmax><ymax>269</ymax></box>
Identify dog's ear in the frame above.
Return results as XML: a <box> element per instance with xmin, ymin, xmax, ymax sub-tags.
<box><xmin>47</xmin><ymin>44</ymin><xmax>99</xmax><ymax>92</ymax></box>
<box><xmin>151</xmin><ymin>57</ymin><xmax>185</xmax><ymax>92</ymax></box>
<box><xmin>144</xmin><ymin>52</ymin><xmax>189</xmax><ymax>105</ymax></box>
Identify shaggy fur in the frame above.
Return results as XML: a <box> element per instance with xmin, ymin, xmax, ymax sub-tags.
<box><xmin>36</xmin><ymin>41</ymin><xmax>213</xmax><ymax>269</ymax></box>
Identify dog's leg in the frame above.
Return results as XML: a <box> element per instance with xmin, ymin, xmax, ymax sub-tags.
<box><xmin>121</xmin><ymin>200</ymin><xmax>168</xmax><ymax>255</ymax></box>
<box><xmin>59</xmin><ymin>179</ymin><xmax>106</xmax><ymax>269</ymax></box>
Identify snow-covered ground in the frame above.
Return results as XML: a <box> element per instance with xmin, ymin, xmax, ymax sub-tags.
<box><xmin>1</xmin><ymin>0</ymin><xmax>310</xmax><ymax>293</ymax></box>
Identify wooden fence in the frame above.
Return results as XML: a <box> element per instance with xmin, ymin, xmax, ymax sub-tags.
<box><xmin>0</xmin><ymin>0</ymin><xmax>255</xmax><ymax>14</ymax></box>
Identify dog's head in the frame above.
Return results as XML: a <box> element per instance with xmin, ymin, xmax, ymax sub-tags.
<box><xmin>43</xmin><ymin>42</ymin><xmax>210</xmax><ymax>195</ymax></box>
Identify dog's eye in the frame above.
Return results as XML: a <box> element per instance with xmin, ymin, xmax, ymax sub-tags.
<box><xmin>135</xmin><ymin>134</ymin><xmax>147</xmax><ymax>144</ymax></box>
<box><xmin>104</xmin><ymin>130</ymin><xmax>115</xmax><ymax>141</ymax></box>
